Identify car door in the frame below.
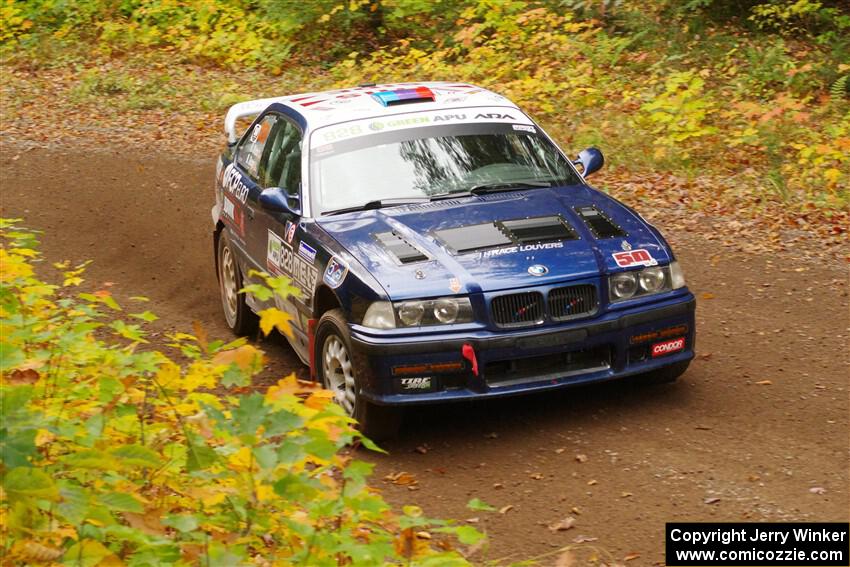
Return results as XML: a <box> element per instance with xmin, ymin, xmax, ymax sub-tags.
<box><xmin>228</xmin><ymin>113</ymin><xmax>281</xmax><ymax>268</ymax></box>
<box><xmin>252</xmin><ymin>116</ymin><xmax>315</xmax><ymax>363</ymax></box>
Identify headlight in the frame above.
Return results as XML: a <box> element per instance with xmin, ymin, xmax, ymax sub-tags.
<box><xmin>361</xmin><ymin>297</ymin><xmax>474</xmax><ymax>329</ymax></box>
<box><xmin>609</xmin><ymin>264</ymin><xmax>682</xmax><ymax>302</ymax></box>
<box><xmin>398</xmin><ymin>301</ymin><xmax>425</xmax><ymax>326</ymax></box>
<box><xmin>610</xmin><ymin>272</ymin><xmax>638</xmax><ymax>299</ymax></box>
<box><xmin>362</xmin><ymin>301</ymin><xmax>396</xmax><ymax>329</ymax></box>
<box><xmin>669</xmin><ymin>261</ymin><xmax>686</xmax><ymax>289</ymax></box>
<box><xmin>434</xmin><ymin>298</ymin><xmax>460</xmax><ymax>323</ymax></box>
<box><xmin>638</xmin><ymin>267</ymin><xmax>666</xmax><ymax>293</ymax></box>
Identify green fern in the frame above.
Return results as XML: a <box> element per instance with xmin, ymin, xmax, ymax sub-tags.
<box><xmin>830</xmin><ymin>75</ymin><xmax>849</xmax><ymax>100</ymax></box>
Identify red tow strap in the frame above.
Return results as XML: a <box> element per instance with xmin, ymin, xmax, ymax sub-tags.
<box><xmin>461</xmin><ymin>343</ymin><xmax>479</xmax><ymax>376</ymax></box>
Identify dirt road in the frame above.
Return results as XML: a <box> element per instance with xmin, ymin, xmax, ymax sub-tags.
<box><xmin>2</xmin><ymin>145</ymin><xmax>847</xmax><ymax>565</ymax></box>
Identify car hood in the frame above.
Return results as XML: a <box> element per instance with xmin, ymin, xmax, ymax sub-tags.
<box><xmin>316</xmin><ymin>186</ymin><xmax>671</xmax><ymax>300</ymax></box>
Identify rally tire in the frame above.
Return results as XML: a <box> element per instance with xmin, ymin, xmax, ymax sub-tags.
<box><xmin>639</xmin><ymin>360</ymin><xmax>691</xmax><ymax>385</ymax></box>
<box><xmin>315</xmin><ymin>309</ymin><xmax>401</xmax><ymax>440</ymax></box>
<box><xmin>217</xmin><ymin>230</ymin><xmax>258</xmax><ymax>336</ymax></box>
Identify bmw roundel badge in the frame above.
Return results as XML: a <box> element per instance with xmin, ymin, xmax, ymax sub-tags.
<box><xmin>528</xmin><ymin>264</ymin><xmax>549</xmax><ymax>276</ymax></box>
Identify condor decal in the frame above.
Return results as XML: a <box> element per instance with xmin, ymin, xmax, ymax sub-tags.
<box><xmin>651</xmin><ymin>337</ymin><xmax>685</xmax><ymax>357</ymax></box>
<box><xmin>267</xmin><ymin>230</ymin><xmax>319</xmax><ymax>294</ymax></box>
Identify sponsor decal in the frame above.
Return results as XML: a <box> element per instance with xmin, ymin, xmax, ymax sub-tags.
<box><xmin>400</xmin><ymin>377</ymin><xmax>432</xmax><ymax>390</ymax></box>
<box><xmin>612</xmin><ymin>248</ymin><xmax>658</xmax><ymax>268</ymax></box>
<box><xmin>433</xmin><ymin>113</ymin><xmax>467</xmax><ymax>122</ymax></box>
<box><xmin>222</xmin><ymin>163</ymin><xmax>250</xmax><ymax>203</ymax></box>
<box><xmin>323</xmin><ymin>257</ymin><xmax>348</xmax><ymax>289</ymax></box>
<box><xmin>250</xmin><ymin>120</ymin><xmax>271</xmax><ymax>144</ymax></box>
<box><xmin>311</xmin><ymin>106</ymin><xmax>536</xmax><ymax>147</ymax></box>
<box><xmin>630</xmin><ymin>325</ymin><xmax>689</xmax><ymax>345</ymax></box>
<box><xmin>285</xmin><ymin>221</ymin><xmax>296</xmax><ymax>243</ymax></box>
<box><xmin>221</xmin><ymin>194</ymin><xmax>245</xmax><ymax>235</ymax></box>
<box><xmin>449</xmin><ymin>277</ymin><xmax>462</xmax><ymax>293</ymax></box>
<box><xmin>651</xmin><ymin>337</ymin><xmax>685</xmax><ymax>357</ymax></box>
<box><xmin>528</xmin><ymin>264</ymin><xmax>548</xmax><ymax>276</ymax></box>
<box><xmin>512</xmin><ymin>124</ymin><xmax>536</xmax><ymax>133</ymax></box>
<box><xmin>298</xmin><ymin>241</ymin><xmax>317</xmax><ymax>263</ymax></box>
<box><xmin>481</xmin><ymin>241</ymin><xmax>564</xmax><ymax>258</ymax></box>
<box><xmin>621</xmin><ymin>240</ymin><xmax>632</xmax><ymax>251</ymax></box>
<box><xmin>474</xmin><ymin>112</ymin><xmax>515</xmax><ymax>120</ymax></box>
<box><xmin>267</xmin><ymin>230</ymin><xmax>319</xmax><ymax>293</ymax></box>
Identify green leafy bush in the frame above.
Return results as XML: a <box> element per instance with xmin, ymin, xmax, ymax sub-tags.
<box><xmin>0</xmin><ymin>219</ymin><xmax>480</xmax><ymax>565</ymax></box>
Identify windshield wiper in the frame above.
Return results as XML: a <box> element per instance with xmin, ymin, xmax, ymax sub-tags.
<box><xmin>469</xmin><ymin>180</ymin><xmax>551</xmax><ymax>194</ymax></box>
<box><xmin>428</xmin><ymin>181</ymin><xmax>552</xmax><ymax>202</ymax></box>
<box><xmin>321</xmin><ymin>197</ymin><xmax>429</xmax><ymax>216</ymax></box>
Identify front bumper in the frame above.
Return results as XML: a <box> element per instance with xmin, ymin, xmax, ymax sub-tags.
<box><xmin>350</xmin><ymin>294</ymin><xmax>696</xmax><ymax>405</ymax></box>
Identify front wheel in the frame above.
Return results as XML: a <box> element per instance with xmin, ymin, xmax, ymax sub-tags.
<box><xmin>217</xmin><ymin>230</ymin><xmax>258</xmax><ymax>336</ymax></box>
<box><xmin>315</xmin><ymin>309</ymin><xmax>401</xmax><ymax>440</ymax></box>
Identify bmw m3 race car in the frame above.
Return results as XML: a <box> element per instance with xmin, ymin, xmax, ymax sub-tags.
<box><xmin>212</xmin><ymin>82</ymin><xmax>696</xmax><ymax>438</ymax></box>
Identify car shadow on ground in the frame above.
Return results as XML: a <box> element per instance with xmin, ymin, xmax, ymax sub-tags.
<box><xmin>382</xmin><ymin>370</ymin><xmax>697</xmax><ymax>449</ymax></box>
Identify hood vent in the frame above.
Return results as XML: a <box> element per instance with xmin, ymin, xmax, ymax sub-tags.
<box><xmin>375</xmin><ymin>231</ymin><xmax>429</xmax><ymax>264</ymax></box>
<box><xmin>574</xmin><ymin>206</ymin><xmax>627</xmax><ymax>238</ymax></box>
<box><xmin>435</xmin><ymin>215</ymin><xmax>578</xmax><ymax>255</ymax></box>
<box><xmin>435</xmin><ymin>223</ymin><xmax>513</xmax><ymax>254</ymax></box>
<box><xmin>498</xmin><ymin>216</ymin><xmax>578</xmax><ymax>244</ymax></box>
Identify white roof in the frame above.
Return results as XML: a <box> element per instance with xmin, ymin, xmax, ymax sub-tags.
<box><xmin>224</xmin><ymin>82</ymin><xmax>521</xmax><ymax>143</ymax></box>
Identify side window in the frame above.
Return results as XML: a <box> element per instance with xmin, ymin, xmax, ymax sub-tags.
<box><xmin>262</xmin><ymin>120</ymin><xmax>302</xmax><ymax>198</ymax></box>
<box><xmin>236</xmin><ymin>114</ymin><xmax>278</xmax><ymax>179</ymax></box>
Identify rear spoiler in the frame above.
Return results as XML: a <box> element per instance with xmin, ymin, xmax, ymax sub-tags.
<box><xmin>224</xmin><ymin>97</ymin><xmax>289</xmax><ymax>144</ymax></box>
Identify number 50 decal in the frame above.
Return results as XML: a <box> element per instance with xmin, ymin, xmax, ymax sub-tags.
<box><xmin>612</xmin><ymin>249</ymin><xmax>658</xmax><ymax>268</ymax></box>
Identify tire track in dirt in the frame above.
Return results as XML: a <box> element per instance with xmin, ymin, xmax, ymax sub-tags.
<box><xmin>2</xmin><ymin>145</ymin><xmax>847</xmax><ymax>565</ymax></box>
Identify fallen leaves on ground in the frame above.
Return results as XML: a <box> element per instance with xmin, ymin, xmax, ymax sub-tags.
<box><xmin>384</xmin><ymin>471</ymin><xmax>418</xmax><ymax>488</ymax></box>
<box><xmin>548</xmin><ymin>517</ymin><xmax>577</xmax><ymax>532</ymax></box>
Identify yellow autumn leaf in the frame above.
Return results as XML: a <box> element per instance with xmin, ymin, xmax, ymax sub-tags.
<box><xmin>824</xmin><ymin>168</ymin><xmax>841</xmax><ymax>185</ymax></box>
<box><xmin>265</xmin><ymin>374</ymin><xmax>321</xmax><ymax>405</ymax></box>
<box><xmin>202</xmin><ymin>492</ymin><xmax>227</xmax><ymax>507</ymax></box>
<box><xmin>228</xmin><ymin>447</ymin><xmax>253</xmax><ymax>471</ymax></box>
<box><xmin>183</xmin><ymin>364</ymin><xmax>216</xmax><ymax>393</ymax></box>
<box><xmin>305</xmin><ymin>389</ymin><xmax>335</xmax><ymax>410</ymax></box>
<box><xmin>256</xmin><ymin>484</ymin><xmax>276</xmax><ymax>502</ymax></box>
<box><xmin>211</xmin><ymin>344</ymin><xmax>263</xmax><ymax>371</ymax></box>
<box><xmin>11</xmin><ymin>246</ymin><xmax>38</xmax><ymax>257</ymax></box>
<box><xmin>35</xmin><ymin>429</ymin><xmax>55</xmax><ymax>447</ymax></box>
<box><xmin>155</xmin><ymin>361</ymin><xmax>182</xmax><ymax>390</ymax></box>
<box><xmin>258</xmin><ymin>308</ymin><xmax>293</xmax><ymax>337</ymax></box>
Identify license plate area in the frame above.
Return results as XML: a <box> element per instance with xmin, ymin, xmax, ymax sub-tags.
<box><xmin>485</xmin><ymin>345</ymin><xmax>611</xmax><ymax>387</ymax></box>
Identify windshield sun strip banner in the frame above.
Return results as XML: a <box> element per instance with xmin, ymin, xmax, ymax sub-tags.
<box><xmin>309</xmin><ymin>106</ymin><xmax>534</xmax><ymax>148</ymax></box>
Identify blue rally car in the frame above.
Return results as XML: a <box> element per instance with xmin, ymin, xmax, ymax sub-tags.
<box><xmin>213</xmin><ymin>82</ymin><xmax>695</xmax><ymax>437</ymax></box>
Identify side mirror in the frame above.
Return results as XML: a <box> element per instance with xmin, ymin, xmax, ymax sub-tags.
<box><xmin>259</xmin><ymin>187</ymin><xmax>300</xmax><ymax>215</ymax></box>
<box><xmin>575</xmin><ymin>147</ymin><xmax>604</xmax><ymax>178</ymax></box>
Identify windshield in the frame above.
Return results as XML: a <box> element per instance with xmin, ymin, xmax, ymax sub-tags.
<box><xmin>310</xmin><ymin>122</ymin><xmax>583</xmax><ymax>215</ymax></box>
